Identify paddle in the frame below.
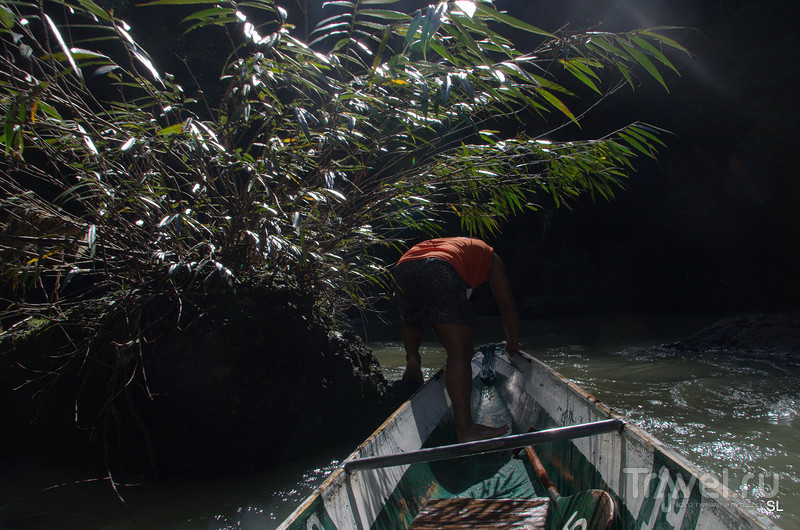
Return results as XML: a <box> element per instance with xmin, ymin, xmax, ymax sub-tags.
<box><xmin>343</xmin><ymin>418</ymin><xmax>623</xmax><ymax>472</ymax></box>
<box><xmin>523</xmin><ymin>441</ymin><xmax>616</xmax><ymax>530</ymax></box>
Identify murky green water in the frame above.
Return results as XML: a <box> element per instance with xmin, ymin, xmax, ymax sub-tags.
<box><xmin>2</xmin><ymin>313</ymin><xmax>797</xmax><ymax>528</ymax></box>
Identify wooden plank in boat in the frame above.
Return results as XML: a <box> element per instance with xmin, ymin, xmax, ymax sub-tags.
<box><xmin>410</xmin><ymin>497</ymin><xmax>550</xmax><ymax>529</ymax></box>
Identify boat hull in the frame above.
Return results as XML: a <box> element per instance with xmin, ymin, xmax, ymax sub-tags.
<box><xmin>279</xmin><ymin>349</ymin><xmax>776</xmax><ymax>529</ymax></box>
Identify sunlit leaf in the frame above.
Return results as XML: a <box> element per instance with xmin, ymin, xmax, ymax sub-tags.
<box><xmin>310</xmin><ymin>13</ymin><xmax>352</xmax><ymax>36</ymax></box>
<box><xmin>77</xmin><ymin>0</ymin><xmax>111</xmax><ymax>22</ymax></box>
<box><xmin>85</xmin><ymin>225</ymin><xmax>97</xmax><ymax>258</ymax></box>
<box><xmin>93</xmin><ymin>64</ymin><xmax>120</xmax><ymax>76</ymax></box>
<box><xmin>69</xmin><ymin>48</ymin><xmax>112</xmax><ymax>60</ymax></box>
<box><xmin>358</xmin><ymin>9</ymin><xmax>409</xmax><ymax>21</ymax></box>
<box><xmin>458</xmin><ymin>72</ymin><xmax>474</xmax><ymax>101</ymax></box>
<box><xmin>473</xmin><ymin>3</ymin><xmax>554</xmax><ymax>38</ymax></box>
<box><xmin>453</xmin><ymin>0</ymin><xmax>476</xmax><ymax>18</ymax></box>
<box><xmin>440</xmin><ymin>74</ymin><xmax>451</xmax><ymax>105</ymax></box>
<box><xmin>129</xmin><ymin>46</ymin><xmax>161</xmax><ymax>83</ymax></box>
<box><xmin>45</xmin><ymin>15</ymin><xmax>83</xmax><ymax>81</ymax></box>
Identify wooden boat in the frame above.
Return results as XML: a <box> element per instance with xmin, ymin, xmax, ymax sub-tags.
<box><xmin>278</xmin><ymin>344</ymin><xmax>777</xmax><ymax>529</ymax></box>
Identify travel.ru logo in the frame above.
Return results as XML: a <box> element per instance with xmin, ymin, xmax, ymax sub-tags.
<box><xmin>624</xmin><ymin>458</ymin><xmax>782</xmax><ymax>524</ymax></box>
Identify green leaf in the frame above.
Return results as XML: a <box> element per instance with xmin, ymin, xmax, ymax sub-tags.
<box><xmin>613</xmin><ymin>61</ymin><xmax>634</xmax><ymax>88</ymax></box>
<box><xmin>629</xmin><ymin>123</ymin><xmax>668</xmax><ymax>146</ymax></box>
<box><xmin>639</xmin><ymin>28</ymin><xmax>691</xmax><ymax>55</ymax></box>
<box><xmin>427</xmin><ymin>41</ymin><xmax>459</xmax><ymax>66</ymax></box>
<box><xmin>620</xmin><ymin>39</ymin><xmax>667</xmax><ymax>91</ymax></box>
<box><xmin>4</xmin><ymin>105</ymin><xmax>17</xmax><ymax>154</ymax></box>
<box><xmin>68</xmin><ymin>48</ymin><xmax>112</xmax><ymax>61</ymax></box>
<box><xmin>0</xmin><ymin>4</ymin><xmax>15</xmax><ymax>29</ymax></box>
<box><xmin>295</xmin><ymin>107</ymin><xmax>312</xmax><ymax>140</ymax></box>
<box><xmin>447</xmin><ymin>16</ymin><xmax>491</xmax><ymax>65</ymax></box>
<box><xmin>357</xmin><ymin>9</ymin><xmax>409</xmax><ymax>21</ymax></box>
<box><xmin>311</xmin><ymin>12</ymin><xmax>353</xmax><ymax>34</ymax></box>
<box><xmin>77</xmin><ymin>0</ymin><xmax>111</xmax><ymax>21</ymax></box>
<box><xmin>617</xmin><ymin>131</ymin><xmax>652</xmax><ymax>157</ymax></box>
<box><xmin>322</xmin><ymin>0</ymin><xmax>355</xmax><ymax>8</ymax></box>
<box><xmin>403</xmin><ymin>10</ymin><xmax>421</xmax><ymax>52</ymax></box>
<box><xmin>138</xmin><ymin>0</ymin><xmax>220</xmax><ymax>6</ymax></box>
<box><xmin>157</xmin><ymin>123</ymin><xmax>184</xmax><ymax>136</ymax></box>
<box><xmin>631</xmin><ymin>34</ymin><xmax>680</xmax><ymax>75</ymax></box>
<box><xmin>473</xmin><ymin>3</ymin><xmax>554</xmax><ymax>38</ymax></box>
<box><xmin>561</xmin><ymin>60</ymin><xmax>601</xmax><ymax>94</ymax></box>
<box><xmin>180</xmin><ymin>7</ymin><xmax>237</xmax><ymax>24</ymax></box>
<box><xmin>417</xmin><ymin>5</ymin><xmax>434</xmax><ymax>54</ymax></box>
<box><xmin>310</xmin><ymin>30</ymin><xmax>351</xmax><ymax>48</ymax></box>
<box><xmin>372</xmin><ymin>26</ymin><xmax>390</xmax><ymax>70</ymax></box>
<box><xmin>311</xmin><ymin>20</ymin><xmax>352</xmax><ymax>37</ymax></box>
<box><xmin>37</xmin><ymin>100</ymin><xmax>63</xmax><ymax>121</ymax></box>
<box><xmin>536</xmin><ymin>88</ymin><xmax>577</xmax><ymax>124</ymax></box>
<box><xmin>586</xmin><ymin>35</ymin><xmax>633</xmax><ymax>61</ymax></box>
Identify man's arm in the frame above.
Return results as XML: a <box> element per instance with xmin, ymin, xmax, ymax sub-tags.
<box><xmin>487</xmin><ymin>252</ymin><xmax>522</xmax><ymax>352</ymax></box>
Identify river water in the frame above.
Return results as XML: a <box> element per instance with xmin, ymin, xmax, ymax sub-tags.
<box><xmin>1</xmin><ymin>313</ymin><xmax>798</xmax><ymax>528</ymax></box>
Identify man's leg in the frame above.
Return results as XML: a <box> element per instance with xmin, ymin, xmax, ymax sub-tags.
<box><xmin>434</xmin><ymin>322</ymin><xmax>509</xmax><ymax>442</ymax></box>
<box><xmin>401</xmin><ymin>321</ymin><xmax>424</xmax><ymax>384</ymax></box>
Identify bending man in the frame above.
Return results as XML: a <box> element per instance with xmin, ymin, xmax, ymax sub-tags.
<box><xmin>392</xmin><ymin>237</ymin><xmax>522</xmax><ymax>442</ymax></box>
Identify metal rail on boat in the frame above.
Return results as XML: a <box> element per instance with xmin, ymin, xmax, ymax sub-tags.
<box><xmin>343</xmin><ymin>418</ymin><xmax>624</xmax><ymax>472</ymax></box>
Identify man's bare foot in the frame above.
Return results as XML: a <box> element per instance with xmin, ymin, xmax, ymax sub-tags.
<box><xmin>402</xmin><ymin>363</ymin><xmax>424</xmax><ymax>385</ymax></box>
<box><xmin>457</xmin><ymin>423</ymin><xmax>509</xmax><ymax>443</ymax></box>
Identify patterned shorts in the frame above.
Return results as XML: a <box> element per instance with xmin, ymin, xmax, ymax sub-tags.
<box><xmin>392</xmin><ymin>258</ymin><xmax>472</xmax><ymax>327</ymax></box>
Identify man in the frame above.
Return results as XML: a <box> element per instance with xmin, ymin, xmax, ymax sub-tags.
<box><xmin>392</xmin><ymin>237</ymin><xmax>522</xmax><ymax>442</ymax></box>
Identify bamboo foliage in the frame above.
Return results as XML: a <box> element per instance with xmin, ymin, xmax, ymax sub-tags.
<box><xmin>0</xmin><ymin>0</ymin><xmax>688</xmax><ymax>315</ymax></box>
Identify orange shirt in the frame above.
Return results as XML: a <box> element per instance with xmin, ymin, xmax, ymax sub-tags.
<box><xmin>397</xmin><ymin>238</ymin><xmax>494</xmax><ymax>288</ymax></box>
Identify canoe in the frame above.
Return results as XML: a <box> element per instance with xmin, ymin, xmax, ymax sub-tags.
<box><xmin>278</xmin><ymin>344</ymin><xmax>777</xmax><ymax>529</ymax></box>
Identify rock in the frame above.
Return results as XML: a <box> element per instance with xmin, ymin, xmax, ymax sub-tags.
<box><xmin>663</xmin><ymin>313</ymin><xmax>800</xmax><ymax>359</ymax></box>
